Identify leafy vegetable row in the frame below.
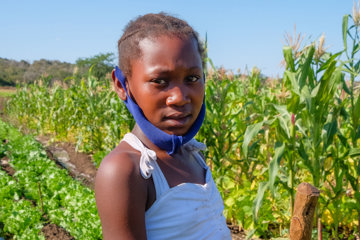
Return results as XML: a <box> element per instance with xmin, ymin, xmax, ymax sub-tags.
<box><xmin>0</xmin><ymin>169</ymin><xmax>44</xmax><ymax>239</ymax></box>
<box><xmin>0</xmin><ymin>119</ymin><xmax>102</xmax><ymax>239</ymax></box>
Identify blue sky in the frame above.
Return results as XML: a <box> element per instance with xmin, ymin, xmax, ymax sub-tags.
<box><xmin>0</xmin><ymin>1</ymin><xmax>355</xmax><ymax>77</ymax></box>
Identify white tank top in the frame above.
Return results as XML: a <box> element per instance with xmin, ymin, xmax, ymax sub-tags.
<box><xmin>121</xmin><ymin>133</ymin><xmax>231</xmax><ymax>240</ymax></box>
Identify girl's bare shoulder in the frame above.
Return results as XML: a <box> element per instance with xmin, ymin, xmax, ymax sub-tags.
<box><xmin>95</xmin><ymin>141</ymin><xmax>148</xmax><ymax>239</ymax></box>
<box><xmin>96</xmin><ymin>141</ymin><xmax>142</xmax><ymax>183</ymax></box>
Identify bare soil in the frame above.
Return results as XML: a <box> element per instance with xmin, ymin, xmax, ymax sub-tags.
<box><xmin>0</xmin><ymin>156</ymin><xmax>15</xmax><ymax>176</ymax></box>
<box><xmin>38</xmin><ymin>136</ymin><xmax>97</xmax><ymax>190</ymax></box>
<box><xmin>41</xmin><ymin>223</ymin><xmax>74</xmax><ymax>240</ymax></box>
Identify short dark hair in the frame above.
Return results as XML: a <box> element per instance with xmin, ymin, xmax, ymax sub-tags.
<box><xmin>117</xmin><ymin>12</ymin><xmax>205</xmax><ymax>77</ymax></box>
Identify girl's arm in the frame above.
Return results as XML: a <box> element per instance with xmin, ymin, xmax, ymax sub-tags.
<box><xmin>95</xmin><ymin>150</ymin><xmax>147</xmax><ymax>240</ymax></box>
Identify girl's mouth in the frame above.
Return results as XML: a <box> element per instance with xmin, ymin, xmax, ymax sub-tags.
<box><xmin>163</xmin><ymin>113</ymin><xmax>192</xmax><ymax>128</ymax></box>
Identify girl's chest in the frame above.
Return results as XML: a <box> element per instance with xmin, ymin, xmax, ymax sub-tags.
<box><xmin>156</xmin><ymin>152</ymin><xmax>206</xmax><ymax>188</ymax></box>
<box><xmin>145</xmin><ymin>151</ymin><xmax>206</xmax><ymax>210</ymax></box>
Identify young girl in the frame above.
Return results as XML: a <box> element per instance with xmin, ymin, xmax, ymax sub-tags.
<box><xmin>95</xmin><ymin>13</ymin><xmax>231</xmax><ymax>240</ymax></box>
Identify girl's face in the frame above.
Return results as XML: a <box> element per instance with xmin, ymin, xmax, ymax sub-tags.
<box><xmin>127</xmin><ymin>35</ymin><xmax>204</xmax><ymax>136</ymax></box>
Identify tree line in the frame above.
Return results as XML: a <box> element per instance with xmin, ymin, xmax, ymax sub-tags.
<box><xmin>0</xmin><ymin>53</ymin><xmax>115</xmax><ymax>86</ymax></box>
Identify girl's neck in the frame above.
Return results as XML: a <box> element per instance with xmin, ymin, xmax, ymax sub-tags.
<box><xmin>131</xmin><ymin>124</ymin><xmax>170</xmax><ymax>158</ymax></box>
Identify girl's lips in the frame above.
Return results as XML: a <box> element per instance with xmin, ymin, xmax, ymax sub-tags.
<box><xmin>163</xmin><ymin>113</ymin><xmax>192</xmax><ymax>127</ymax></box>
<box><xmin>165</xmin><ymin>112</ymin><xmax>191</xmax><ymax>119</ymax></box>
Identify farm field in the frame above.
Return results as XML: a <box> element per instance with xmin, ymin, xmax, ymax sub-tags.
<box><xmin>0</xmin><ymin>87</ymin><xmax>16</xmax><ymax>98</ymax></box>
<box><xmin>0</xmin><ymin>95</ymin><xmax>246</xmax><ymax>240</ymax></box>
<box><xmin>1</xmin><ymin>10</ymin><xmax>360</xmax><ymax>240</ymax></box>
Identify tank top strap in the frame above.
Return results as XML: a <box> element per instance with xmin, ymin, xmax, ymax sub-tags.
<box><xmin>121</xmin><ymin>133</ymin><xmax>170</xmax><ymax>199</ymax></box>
<box><xmin>150</xmin><ymin>162</ymin><xmax>170</xmax><ymax>199</ymax></box>
<box><xmin>182</xmin><ymin>139</ymin><xmax>207</xmax><ymax>169</ymax></box>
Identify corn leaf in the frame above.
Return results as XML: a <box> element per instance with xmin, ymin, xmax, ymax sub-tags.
<box><xmin>355</xmin><ymin>192</ymin><xmax>360</xmax><ymax>208</ymax></box>
<box><xmin>323</xmin><ymin>120</ymin><xmax>337</xmax><ymax>151</ymax></box>
<box><xmin>283</xmin><ymin>46</ymin><xmax>295</xmax><ymax>72</ymax></box>
<box><xmin>354</xmin><ymin>43</ymin><xmax>360</xmax><ymax>55</ymax></box>
<box><xmin>268</xmin><ymin>142</ymin><xmax>285</xmax><ymax>195</ymax></box>
<box><xmin>252</xmin><ymin>181</ymin><xmax>269</xmax><ymax>224</ymax></box>
<box><xmin>343</xmin><ymin>14</ymin><xmax>349</xmax><ymax>51</ymax></box>
<box><xmin>284</xmin><ymin>71</ymin><xmax>299</xmax><ymax>95</ymax></box>
<box><xmin>298</xmin><ymin>141</ymin><xmax>314</xmax><ymax>175</ymax></box>
<box><xmin>316</xmin><ymin>62</ymin><xmax>340</xmax><ymax>103</ymax></box>
<box><xmin>341</xmin><ymin>76</ymin><xmax>351</xmax><ymax>94</ymax></box>
<box><xmin>242</xmin><ymin>121</ymin><xmax>264</xmax><ymax>158</ymax></box>
<box><xmin>299</xmin><ymin>45</ymin><xmax>315</xmax><ymax>90</ymax></box>
<box><xmin>273</xmin><ymin>105</ymin><xmax>291</xmax><ymax>139</ymax></box>
<box><xmin>354</xmin><ymin>58</ymin><xmax>360</xmax><ymax>73</ymax></box>
<box><xmin>349</xmin><ymin>148</ymin><xmax>360</xmax><ymax>157</ymax></box>
<box><xmin>318</xmin><ymin>52</ymin><xmax>342</xmax><ymax>72</ymax></box>
<box><xmin>353</xmin><ymin>93</ymin><xmax>360</xmax><ymax>129</ymax></box>
<box><xmin>277</xmin><ymin>115</ymin><xmax>291</xmax><ymax>140</ymax></box>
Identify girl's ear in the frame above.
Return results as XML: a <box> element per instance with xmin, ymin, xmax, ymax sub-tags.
<box><xmin>112</xmin><ymin>69</ymin><xmax>127</xmax><ymax>101</ymax></box>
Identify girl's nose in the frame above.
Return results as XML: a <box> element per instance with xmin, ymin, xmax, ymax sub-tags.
<box><xmin>166</xmin><ymin>86</ymin><xmax>190</xmax><ymax>106</ymax></box>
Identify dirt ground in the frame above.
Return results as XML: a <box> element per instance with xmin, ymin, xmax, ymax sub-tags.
<box><xmin>41</xmin><ymin>223</ymin><xmax>74</xmax><ymax>240</ymax></box>
<box><xmin>38</xmin><ymin>137</ymin><xmax>97</xmax><ymax>190</ymax></box>
<box><xmin>0</xmin><ymin>88</ymin><xmax>247</xmax><ymax>240</ymax></box>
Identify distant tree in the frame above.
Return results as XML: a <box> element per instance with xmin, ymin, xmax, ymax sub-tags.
<box><xmin>0</xmin><ymin>58</ymin><xmax>29</xmax><ymax>86</ymax></box>
<box><xmin>23</xmin><ymin>59</ymin><xmax>73</xmax><ymax>84</ymax></box>
<box><xmin>75</xmin><ymin>53</ymin><xmax>115</xmax><ymax>80</ymax></box>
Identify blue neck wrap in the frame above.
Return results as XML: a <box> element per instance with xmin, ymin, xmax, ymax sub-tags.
<box><xmin>114</xmin><ymin>66</ymin><xmax>205</xmax><ymax>155</ymax></box>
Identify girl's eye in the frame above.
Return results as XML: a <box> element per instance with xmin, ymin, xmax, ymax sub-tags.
<box><xmin>186</xmin><ymin>75</ymin><xmax>200</xmax><ymax>83</ymax></box>
<box><xmin>151</xmin><ymin>78</ymin><xmax>167</xmax><ymax>85</ymax></box>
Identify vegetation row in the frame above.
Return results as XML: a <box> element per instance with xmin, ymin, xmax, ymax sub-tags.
<box><xmin>0</xmin><ymin>119</ymin><xmax>101</xmax><ymax>239</ymax></box>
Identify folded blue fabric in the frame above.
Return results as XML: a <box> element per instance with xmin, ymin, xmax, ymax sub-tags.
<box><xmin>114</xmin><ymin>66</ymin><xmax>205</xmax><ymax>155</ymax></box>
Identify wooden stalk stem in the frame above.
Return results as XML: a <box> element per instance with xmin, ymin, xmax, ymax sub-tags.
<box><xmin>317</xmin><ymin>216</ymin><xmax>322</xmax><ymax>240</ymax></box>
<box><xmin>290</xmin><ymin>182</ymin><xmax>320</xmax><ymax>240</ymax></box>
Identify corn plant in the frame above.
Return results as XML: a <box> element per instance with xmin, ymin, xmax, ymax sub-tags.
<box><xmin>246</xmin><ymin>33</ymin><xmax>354</xmax><ymax>239</ymax></box>
<box><xmin>339</xmin><ymin>10</ymin><xmax>360</xmax><ymax>235</ymax></box>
